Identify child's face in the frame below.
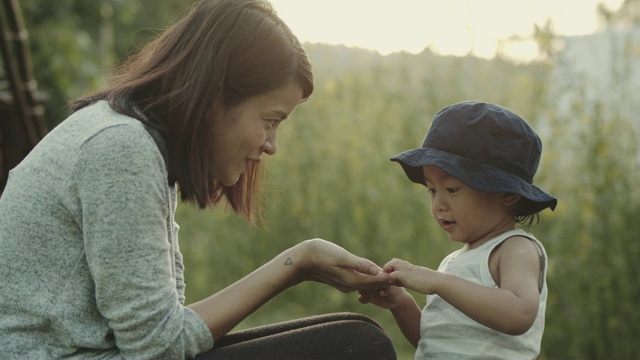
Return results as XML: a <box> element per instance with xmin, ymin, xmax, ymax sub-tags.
<box><xmin>422</xmin><ymin>165</ymin><xmax>517</xmax><ymax>249</ymax></box>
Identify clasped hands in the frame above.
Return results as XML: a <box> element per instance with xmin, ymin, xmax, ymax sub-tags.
<box><xmin>292</xmin><ymin>238</ymin><xmax>411</xmax><ymax>293</ymax></box>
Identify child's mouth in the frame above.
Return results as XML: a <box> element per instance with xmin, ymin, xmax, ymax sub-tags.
<box><xmin>439</xmin><ymin>219</ymin><xmax>456</xmax><ymax>231</ymax></box>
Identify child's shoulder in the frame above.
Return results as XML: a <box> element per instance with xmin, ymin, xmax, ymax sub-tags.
<box><xmin>491</xmin><ymin>229</ymin><xmax>542</xmax><ymax>258</ymax></box>
<box><xmin>495</xmin><ymin>235</ymin><xmax>540</xmax><ymax>255</ymax></box>
<box><xmin>491</xmin><ymin>232</ymin><xmax>545</xmax><ymax>289</ymax></box>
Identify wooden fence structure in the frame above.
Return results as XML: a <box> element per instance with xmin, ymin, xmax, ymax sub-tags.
<box><xmin>0</xmin><ymin>0</ymin><xmax>47</xmax><ymax>192</ymax></box>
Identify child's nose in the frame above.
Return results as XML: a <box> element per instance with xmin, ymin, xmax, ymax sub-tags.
<box><xmin>432</xmin><ymin>193</ymin><xmax>448</xmax><ymax>211</ymax></box>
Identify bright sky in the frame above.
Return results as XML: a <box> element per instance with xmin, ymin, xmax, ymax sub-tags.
<box><xmin>270</xmin><ymin>0</ymin><xmax>625</xmax><ymax>61</ymax></box>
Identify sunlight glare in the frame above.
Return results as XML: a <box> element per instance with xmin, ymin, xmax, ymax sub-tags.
<box><xmin>270</xmin><ymin>0</ymin><xmax>625</xmax><ymax>61</ymax></box>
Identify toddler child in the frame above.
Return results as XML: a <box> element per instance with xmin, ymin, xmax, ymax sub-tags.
<box><xmin>360</xmin><ymin>101</ymin><xmax>557</xmax><ymax>359</ymax></box>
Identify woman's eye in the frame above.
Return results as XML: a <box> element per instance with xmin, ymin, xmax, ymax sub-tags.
<box><xmin>265</xmin><ymin>119</ymin><xmax>279</xmax><ymax>128</ymax></box>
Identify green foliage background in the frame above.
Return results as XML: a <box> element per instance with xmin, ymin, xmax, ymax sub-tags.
<box><xmin>12</xmin><ymin>1</ymin><xmax>640</xmax><ymax>359</ymax></box>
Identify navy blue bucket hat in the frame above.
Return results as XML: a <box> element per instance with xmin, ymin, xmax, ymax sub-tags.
<box><xmin>391</xmin><ymin>101</ymin><xmax>557</xmax><ymax>216</ymax></box>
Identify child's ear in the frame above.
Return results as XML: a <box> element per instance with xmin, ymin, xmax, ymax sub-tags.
<box><xmin>502</xmin><ymin>193</ymin><xmax>522</xmax><ymax>206</ymax></box>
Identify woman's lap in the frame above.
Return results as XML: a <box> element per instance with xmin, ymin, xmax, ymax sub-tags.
<box><xmin>195</xmin><ymin>312</ymin><xmax>397</xmax><ymax>360</ymax></box>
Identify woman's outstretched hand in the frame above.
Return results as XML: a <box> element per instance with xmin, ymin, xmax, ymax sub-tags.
<box><xmin>289</xmin><ymin>238</ymin><xmax>390</xmax><ymax>293</ymax></box>
<box><xmin>190</xmin><ymin>238</ymin><xmax>389</xmax><ymax>341</ymax></box>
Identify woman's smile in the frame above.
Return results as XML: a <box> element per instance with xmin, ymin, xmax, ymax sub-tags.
<box><xmin>210</xmin><ymin>81</ymin><xmax>303</xmax><ymax>187</ymax></box>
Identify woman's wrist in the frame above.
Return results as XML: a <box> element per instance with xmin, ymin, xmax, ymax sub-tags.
<box><xmin>278</xmin><ymin>240</ymin><xmax>314</xmax><ymax>287</ymax></box>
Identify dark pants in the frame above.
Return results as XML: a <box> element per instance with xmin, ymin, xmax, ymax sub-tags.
<box><xmin>194</xmin><ymin>312</ymin><xmax>397</xmax><ymax>360</ymax></box>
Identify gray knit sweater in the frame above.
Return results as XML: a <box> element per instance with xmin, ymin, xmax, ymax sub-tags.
<box><xmin>0</xmin><ymin>101</ymin><xmax>213</xmax><ymax>359</ymax></box>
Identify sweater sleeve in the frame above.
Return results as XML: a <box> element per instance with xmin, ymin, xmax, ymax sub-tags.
<box><xmin>75</xmin><ymin>123</ymin><xmax>213</xmax><ymax>359</ymax></box>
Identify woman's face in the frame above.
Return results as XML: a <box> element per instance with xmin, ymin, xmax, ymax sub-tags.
<box><xmin>210</xmin><ymin>81</ymin><xmax>303</xmax><ymax>186</ymax></box>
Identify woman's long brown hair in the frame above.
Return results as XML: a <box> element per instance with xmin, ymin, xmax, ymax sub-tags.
<box><xmin>72</xmin><ymin>0</ymin><xmax>313</xmax><ymax>224</ymax></box>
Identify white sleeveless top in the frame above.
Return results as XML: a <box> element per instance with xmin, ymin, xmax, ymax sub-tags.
<box><xmin>415</xmin><ymin>229</ymin><xmax>547</xmax><ymax>360</ymax></box>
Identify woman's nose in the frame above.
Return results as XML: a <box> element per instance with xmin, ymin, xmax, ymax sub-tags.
<box><xmin>261</xmin><ymin>133</ymin><xmax>278</xmax><ymax>155</ymax></box>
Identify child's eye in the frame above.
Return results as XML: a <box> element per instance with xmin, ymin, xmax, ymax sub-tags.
<box><xmin>446</xmin><ymin>187</ymin><xmax>459</xmax><ymax>194</ymax></box>
<box><xmin>427</xmin><ymin>188</ymin><xmax>436</xmax><ymax>195</ymax></box>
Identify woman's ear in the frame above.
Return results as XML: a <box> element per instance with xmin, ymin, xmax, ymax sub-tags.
<box><xmin>502</xmin><ymin>193</ymin><xmax>522</xmax><ymax>206</ymax></box>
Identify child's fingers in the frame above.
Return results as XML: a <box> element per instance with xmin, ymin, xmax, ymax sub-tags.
<box><xmin>357</xmin><ymin>294</ymin><xmax>370</xmax><ymax>304</ymax></box>
<box><xmin>358</xmin><ymin>288</ymin><xmax>388</xmax><ymax>303</ymax></box>
<box><xmin>383</xmin><ymin>258</ymin><xmax>407</xmax><ymax>272</ymax></box>
<box><xmin>358</xmin><ymin>290</ymin><xmax>375</xmax><ymax>304</ymax></box>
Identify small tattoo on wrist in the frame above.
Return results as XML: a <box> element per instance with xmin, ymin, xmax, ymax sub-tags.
<box><xmin>284</xmin><ymin>257</ymin><xmax>293</xmax><ymax>266</ymax></box>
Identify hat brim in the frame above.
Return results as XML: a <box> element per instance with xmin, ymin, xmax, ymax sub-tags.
<box><xmin>390</xmin><ymin>147</ymin><xmax>557</xmax><ymax>216</ymax></box>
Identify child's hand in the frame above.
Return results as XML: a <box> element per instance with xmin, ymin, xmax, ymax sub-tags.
<box><xmin>358</xmin><ymin>286</ymin><xmax>411</xmax><ymax>310</ymax></box>
<box><xmin>383</xmin><ymin>258</ymin><xmax>439</xmax><ymax>295</ymax></box>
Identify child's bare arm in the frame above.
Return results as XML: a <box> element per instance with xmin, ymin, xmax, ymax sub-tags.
<box><xmin>389</xmin><ymin>290</ymin><xmax>422</xmax><ymax>347</ymax></box>
<box><xmin>359</xmin><ymin>287</ymin><xmax>422</xmax><ymax>347</ymax></box>
<box><xmin>385</xmin><ymin>237</ymin><xmax>541</xmax><ymax>335</ymax></box>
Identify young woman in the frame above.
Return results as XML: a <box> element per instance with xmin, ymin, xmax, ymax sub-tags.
<box><xmin>0</xmin><ymin>1</ymin><xmax>396</xmax><ymax>358</ymax></box>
